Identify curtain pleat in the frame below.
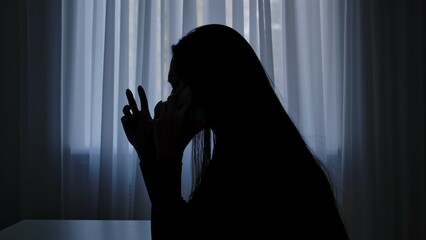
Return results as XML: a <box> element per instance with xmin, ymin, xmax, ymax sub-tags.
<box><xmin>258</xmin><ymin>0</ymin><xmax>274</xmax><ymax>82</ymax></box>
<box><xmin>232</xmin><ymin>0</ymin><xmax>244</xmax><ymax>35</ymax></box>
<box><xmin>98</xmin><ymin>0</ymin><xmax>116</xmax><ymax>219</ymax></box>
<box><xmin>20</xmin><ymin>0</ymin><xmax>63</xmax><ymax>220</ymax></box>
<box><xmin>182</xmin><ymin>0</ymin><xmax>197</xmax><ymax>34</ymax></box>
<box><xmin>205</xmin><ymin>0</ymin><xmax>226</xmax><ymax>25</ymax></box>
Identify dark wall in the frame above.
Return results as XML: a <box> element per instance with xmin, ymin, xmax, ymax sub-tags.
<box><xmin>0</xmin><ymin>0</ymin><xmax>26</xmax><ymax>230</ymax></box>
<box><xmin>0</xmin><ymin>0</ymin><xmax>63</xmax><ymax>229</ymax></box>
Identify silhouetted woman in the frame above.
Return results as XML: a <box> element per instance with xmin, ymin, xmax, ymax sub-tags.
<box><xmin>122</xmin><ymin>24</ymin><xmax>349</xmax><ymax>239</ymax></box>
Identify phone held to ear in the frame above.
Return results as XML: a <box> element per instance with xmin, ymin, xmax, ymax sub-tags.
<box><xmin>175</xmin><ymin>86</ymin><xmax>207</xmax><ymax>125</ymax></box>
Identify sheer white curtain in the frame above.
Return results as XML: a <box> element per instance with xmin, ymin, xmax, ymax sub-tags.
<box><xmin>58</xmin><ymin>0</ymin><xmax>363</xmax><ymax>223</ymax></box>
<box><xmin>59</xmin><ymin>0</ymin><xmax>284</xmax><ymax>220</ymax></box>
<box><xmin>16</xmin><ymin>0</ymin><xmax>423</xmax><ymax>239</ymax></box>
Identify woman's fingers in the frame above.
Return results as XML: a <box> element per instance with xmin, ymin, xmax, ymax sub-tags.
<box><xmin>123</xmin><ymin>105</ymin><xmax>132</xmax><ymax>116</ymax></box>
<box><xmin>126</xmin><ymin>89</ymin><xmax>139</xmax><ymax>113</ymax></box>
<box><xmin>138</xmin><ymin>85</ymin><xmax>151</xmax><ymax>118</ymax></box>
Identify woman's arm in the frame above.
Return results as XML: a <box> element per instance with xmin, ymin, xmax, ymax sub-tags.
<box><xmin>149</xmin><ymin>154</ymin><xmax>190</xmax><ymax>240</ymax></box>
<box><xmin>122</xmin><ymin>86</ymin><xmax>198</xmax><ymax>239</ymax></box>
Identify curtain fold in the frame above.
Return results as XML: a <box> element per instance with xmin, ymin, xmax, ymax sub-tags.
<box><xmin>19</xmin><ymin>0</ymin><xmax>62</xmax><ymax>220</ymax></box>
<box><xmin>340</xmin><ymin>1</ymin><xmax>425</xmax><ymax>239</ymax></box>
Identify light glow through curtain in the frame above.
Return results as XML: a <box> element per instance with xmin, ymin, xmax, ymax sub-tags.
<box><xmin>59</xmin><ymin>0</ymin><xmax>360</xmax><ymax>224</ymax></box>
<box><xmin>60</xmin><ymin>0</ymin><xmax>289</xmax><ymax>220</ymax></box>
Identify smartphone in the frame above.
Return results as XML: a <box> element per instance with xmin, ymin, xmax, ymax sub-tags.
<box><xmin>175</xmin><ymin>86</ymin><xmax>207</xmax><ymax>125</ymax></box>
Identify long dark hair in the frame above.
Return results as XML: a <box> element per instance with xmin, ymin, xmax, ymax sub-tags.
<box><xmin>171</xmin><ymin>24</ymin><xmax>348</xmax><ymax>238</ymax></box>
<box><xmin>172</xmin><ymin>24</ymin><xmax>335</xmax><ymax>199</ymax></box>
<box><xmin>171</xmin><ymin>25</ymin><xmax>269</xmax><ymax>193</ymax></box>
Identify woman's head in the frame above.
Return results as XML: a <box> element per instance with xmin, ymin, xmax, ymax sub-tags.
<box><xmin>171</xmin><ymin>24</ymin><xmax>278</xmax><ymax>131</ymax></box>
<box><xmin>172</xmin><ymin>25</ymin><xmax>340</xmax><ymax>208</ymax></box>
<box><xmin>171</xmin><ymin>24</ymin><xmax>291</xmax><ymax>191</ymax></box>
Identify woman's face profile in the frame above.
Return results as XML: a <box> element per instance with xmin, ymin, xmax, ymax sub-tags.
<box><xmin>167</xmin><ymin>57</ymin><xmax>209</xmax><ymax>137</ymax></box>
<box><xmin>168</xmin><ymin>57</ymin><xmax>184</xmax><ymax>94</ymax></box>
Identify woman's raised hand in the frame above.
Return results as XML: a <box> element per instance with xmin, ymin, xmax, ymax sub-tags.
<box><xmin>121</xmin><ymin>85</ymin><xmax>155</xmax><ymax>157</ymax></box>
<box><xmin>152</xmin><ymin>88</ymin><xmax>194</xmax><ymax>160</ymax></box>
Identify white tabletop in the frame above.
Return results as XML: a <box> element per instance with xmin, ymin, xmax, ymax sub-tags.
<box><xmin>0</xmin><ymin>220</ymin><xmax>151</xmax><ymax>240</ymax></box>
